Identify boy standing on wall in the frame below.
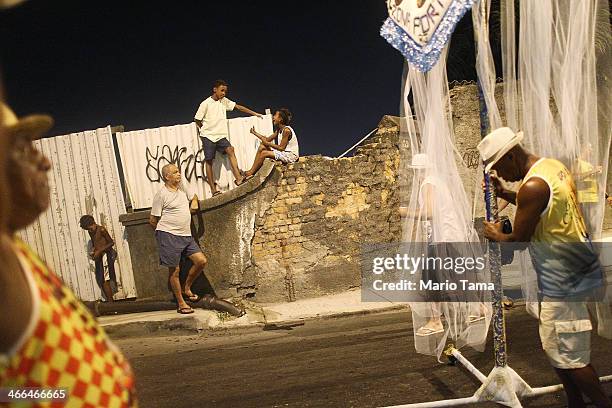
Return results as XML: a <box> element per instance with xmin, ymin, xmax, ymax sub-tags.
<box><xmin>194</xmin><ymin>79</ymin><xmax>262</xmax><ymax>196</ymax></box>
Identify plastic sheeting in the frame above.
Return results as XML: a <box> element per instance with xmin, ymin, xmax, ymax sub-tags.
<box><xmin>17</xmin><ymin>127</ymin><xmax>136</xmax><ymax>301</ymax></box>
<box><xmin>115</xmin><ymin>115</ymin><xmax>273</xmax><ymax>209</ymax></box>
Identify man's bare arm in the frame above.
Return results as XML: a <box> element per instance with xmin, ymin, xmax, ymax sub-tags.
<box><xmin>398</xmin><ymin>184</ymin><xmax>434</xmax><ymax>220</ymax></box>
<box><xmin>484</xmin><ymin>178</ymin><xmax>549</xmax><ymax>243</ymax></box>
<box><xmin>235</xmin><ymin>104</ymin><xmax>263</xmax><ymax>118</ymax></box>
<box><xmin>484</xmin><ymin>175</ymin><xmax>517</xmax><ymax>205</ymax></box>
<box><xmin>250</xmin><ymin>127</ymin><xmax>276</xmax><ymax>141</ymax></box>
<box><xmin>261</xmin><ymin>128</ymin><xmax>291</xmax><ymax>151</ymax></box>
<box><xmin>149</xmin><ymin>215</ymin><xmax>160</xmax><ymax>229</ymax></box>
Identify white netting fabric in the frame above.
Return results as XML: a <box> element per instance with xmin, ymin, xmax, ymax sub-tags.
<box><xmin>517</xmin><ymin>0</ymin><xmax>609</xmax><ymax>238</ymax></box>
<box><xmin>399</xmin><ymin>46</ymin><xmax>491</xmax><ymax>360</ymax></box>
<box><xmin>499</xmin><ymin>0</ymin><xmax>612</xmax><ymax>329</ymax></box>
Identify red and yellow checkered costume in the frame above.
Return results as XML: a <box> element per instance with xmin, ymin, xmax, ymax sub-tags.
<box><xmin>0</xmin><ymin>239</ymin><xmax>137</xmax><ymax>407</ymax></box>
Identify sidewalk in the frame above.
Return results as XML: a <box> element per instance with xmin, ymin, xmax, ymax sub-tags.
<box><xmin>99</xmin><ymin>289</ymin><xmax>409</xmax><ymax>337</ymax></box>
<box><xmin>101</xmin><ymin>229</ymin><xmax>612</xmax><ymax>338</ymax></box>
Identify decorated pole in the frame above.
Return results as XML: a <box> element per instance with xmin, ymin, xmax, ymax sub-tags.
<box><xmin>473</xmin><ymin>0</ymin><xmax>507</xmax><ymax>368</ymax></box>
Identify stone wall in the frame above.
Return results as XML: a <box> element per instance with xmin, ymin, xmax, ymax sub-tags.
<box><xmin>246</xmin><ymin>125</ymin><xmax>402</xmax><ymax>302</ymax></box>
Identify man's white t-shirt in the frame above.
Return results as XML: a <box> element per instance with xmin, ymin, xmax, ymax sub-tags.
<box><xmin>151</xmin><ymin>185</ymin><xmax>192</xmax><ymax>237</ymax></box>
<box><xmin>194</xmin><ymin>96</ymin><xmax>236</xmax><ymax>142</ymax></box>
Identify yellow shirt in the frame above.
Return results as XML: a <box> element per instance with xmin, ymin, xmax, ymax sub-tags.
<box><xmin>520</xmin><ymin>158</ymin><xmax>588</xmax><ymax>244</ymax></box>
<box><xmin>518</xmin><ymin>158</ymin><xmax>601</xmax><ymax>297</ymax></box>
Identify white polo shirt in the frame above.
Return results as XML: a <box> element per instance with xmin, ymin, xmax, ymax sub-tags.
<box><xmin>194</xmin><ymin>96</ymin><xmax>236</xmax><ymax>142</ymax></box>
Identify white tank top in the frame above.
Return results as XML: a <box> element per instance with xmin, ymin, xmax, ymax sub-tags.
<box><xmin>280</xmin><ymin>126</ymin><xmax>299</xmax><ymax>157</ymax></box>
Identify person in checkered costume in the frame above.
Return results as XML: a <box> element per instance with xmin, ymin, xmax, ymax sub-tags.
<box><xmin>0</xmin><ymin>101</ymin><xmax>138</xmax><ymax>407</ymax></box>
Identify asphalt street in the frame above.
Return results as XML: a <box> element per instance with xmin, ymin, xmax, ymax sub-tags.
<box><xmin>115</xmin><ymin>307</ymin><xmax>612</xmax><ymax>408</ymax></box>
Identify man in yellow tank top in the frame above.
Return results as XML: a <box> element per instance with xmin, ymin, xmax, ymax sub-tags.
<box><xmin>478</xmin><ymin>128</ymin><xmax>610</xmax><ymax>408</ymax></box>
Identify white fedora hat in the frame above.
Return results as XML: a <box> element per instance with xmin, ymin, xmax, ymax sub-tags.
<box><xmin>477</xmin><ymin>127</ymin><xmax>524</xmax><ymax>172</ymax></box>
<box><xmin>408</xmin><ymin>153</ymin><xmax>430</xmax><ymax>169</ymax></box>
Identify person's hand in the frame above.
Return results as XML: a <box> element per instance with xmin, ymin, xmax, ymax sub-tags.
<box><xmin>256</xmin><ymin>113</ymin><xmax>263</xmax><ymax>119</ymax></box>
<box><xmin>92</xmin><ymin>250</ymin><xmax>100</xmax><ymax>260</ymax></box>
<box><xmin>482</xmin><ymin>174</ymin><xmax>503</xmax><ymax>197</ymax></box>
<box><xmin>250</xmin><ymin>126</ymin><xmax>257</xmax><ymax>135</ymax></box>
<box><xmin>483</xmin><ymin>221</ymin><xmax>503</xmax><ymax>241</ymax></box>
<box><xmin>89</xmin><ymin>251</ymin><xmax>95</xmax><ymax>259</ymax></box>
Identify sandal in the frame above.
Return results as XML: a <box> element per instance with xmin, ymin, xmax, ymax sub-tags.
<box><xmin>415</xmin><ymin>326</ymin><xmax>444</xmax><ymax>337</ymax></box>
<box><xmin>212</xmin><ymin>190</ymin><xmax>222</xmax><ymax>197</ymax></box>
<box><xmin>177</xmin><ymin>307</ymin><xmax>194</xmax><ymax>314</ymax></box>
<box><xmin>234</xmin><ymin>177</ymin><xmax>245</xmax><ymax>186</ymax></box>
<box><xmin>468</xmin><ymin>315</ymin><xmax>486</xmax><ymax>324</ymax></box>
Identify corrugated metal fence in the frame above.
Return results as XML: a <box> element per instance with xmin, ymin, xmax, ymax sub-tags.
<box><xmin>18</xmin><ymin>127</ymin><xmax>136</xmax><ymax>301</ymax></box>
<box><xmin>116</xmin><ymin>115</ymin><xmax>273</xmax><ymax>209</ymax></box>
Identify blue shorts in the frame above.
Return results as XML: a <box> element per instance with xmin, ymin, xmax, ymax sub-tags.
<box><xmin>155</xmin><ymin>230</ymin><xmax>201</xmax><ymax>268</ymax></box>
<box><xmin>201</xmin><ymin>137</ymin><xmax>232</xmax><ymax>161</ymax></box>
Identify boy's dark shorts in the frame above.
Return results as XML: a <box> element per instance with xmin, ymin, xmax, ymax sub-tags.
<box><xmin>155</xmin><ymin>230</ymin><xmax>202</xmax><ymax>268</ymax></box>
<box><xmin>201</xmin><ymin>137</ymin><xmax>232</xmax><ymax>161</ymax></box>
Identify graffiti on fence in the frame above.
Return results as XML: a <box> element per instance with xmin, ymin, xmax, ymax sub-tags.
<box><xmin>145</xmin><ymin>145</ymin><xmax>205</xmax><ymax>183</ymax></box>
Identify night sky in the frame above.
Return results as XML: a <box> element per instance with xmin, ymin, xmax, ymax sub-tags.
<box><xmin>0</xmin><ymin>1</ymin><xmax>481</xmax><ymax>156</ymax></box>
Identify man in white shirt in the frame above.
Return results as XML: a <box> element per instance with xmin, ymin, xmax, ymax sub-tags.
<box><xmin>194</xmin><ymin>79</ymin><xmax>262</xmax><ymax>196</ymax></box>
<box><xmin>149</xmin><ymin>164</ymin><xmax>207</xmax><ymax>314</ymax></box>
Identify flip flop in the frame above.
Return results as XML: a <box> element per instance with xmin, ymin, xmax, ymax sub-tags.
<box><xmin>177</xmin><ymin>307</ymin><xmax>194</xmax><ymax>314</ymax></box>
<box><xmin>234</xmin><ymin>178</ymin><xmax>246</xmax><ymax>186</ymax></box>
<box><xmin>468</xmin><ymin>315</ymin><xmax>486</xmax><ymax>324</ymax></box>
<box><xmin>244</xmin><ymin>174</ymin><xmax>254</xmax><ymax>181</ymax></box>
<box><xmin>415</xmin><ymin>326</ymin><xmax>444</xmax><ymax>336</ymax></box>
<box><xmin>212</xmin><ymin>191</ymin><xmax>222</xmax><ymax>197</ymax></box>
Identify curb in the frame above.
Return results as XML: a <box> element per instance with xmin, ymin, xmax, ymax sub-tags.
<box><xmin>103</xmin><ymin>303</ymin><xmax>410</xmax><ymax>338</ymax></box>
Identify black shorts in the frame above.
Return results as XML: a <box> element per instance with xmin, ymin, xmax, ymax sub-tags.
<box><xmin>202</xmin><ymin>137</ymin><xmax>232</xmax><ymax>161</ymax></box>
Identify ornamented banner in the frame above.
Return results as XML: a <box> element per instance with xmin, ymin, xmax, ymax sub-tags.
<box><xmin>381</xmin><ymin>0</ymin><xmax>475</xmax><ymax>72</ymax></box>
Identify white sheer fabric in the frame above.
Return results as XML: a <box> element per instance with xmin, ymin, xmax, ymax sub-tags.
<box><xmin>400</xmin><ymin>46</ymin><xmax>491</xmax><ymax>360</ymax></box>
<box><xmin>499</xmin><ymin>0</ymin><xmax>611</xmax><ymax>328</ymax></box>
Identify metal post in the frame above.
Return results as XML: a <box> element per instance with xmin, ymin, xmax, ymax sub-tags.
<box><xmin>473</xmin><ymin>0</ymin><xmax>507</xmax><ymax>368</ymax></box>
